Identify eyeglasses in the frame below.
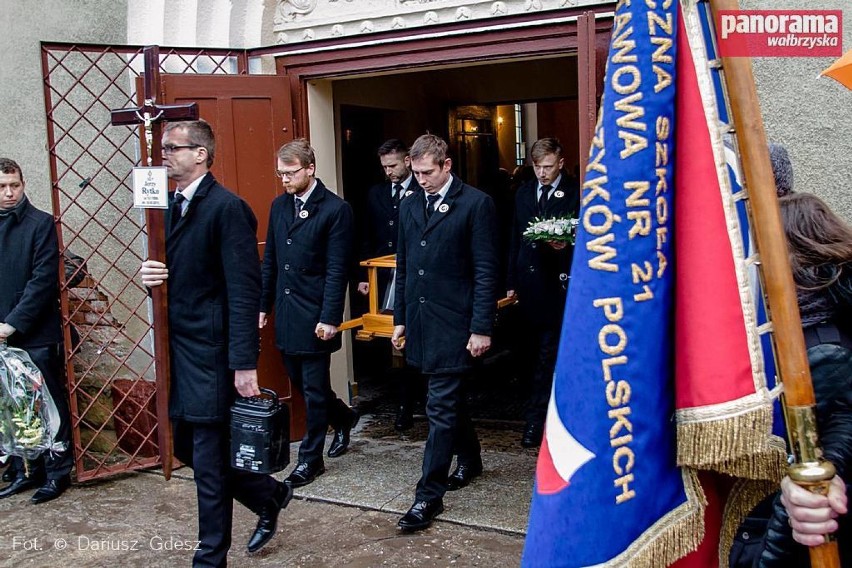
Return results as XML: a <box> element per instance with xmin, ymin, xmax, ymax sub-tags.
<box><xmin>162</xmin><ymin>144</ymin><xmax>201</xmax><ymax>155</ymax></box>
<box><xmin>276</xmin><ymin>167</ymin><xmax>304</xmax><ymax>179</ymax></box>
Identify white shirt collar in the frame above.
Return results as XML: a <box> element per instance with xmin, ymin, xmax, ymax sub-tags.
<box><xmin>176</xmin><ymin>172</ymin><xmax>206</xmax><ymax>203</ymax></box>
<box><xmin>537</xmin><ymin>174</ymin><xmax>562</xmax><ymax>195</ymax></box>
<box><xmin>296</xmin><ymin>179</ymin><xmax>318</xmax><ymax>204</ymax></box>
<box><xmin>425</xmin><ymin>174</ymin><xmax>453</xmax><ymax>208</ymax></box>
<box><xmin>391</xmin><ymin>174</ymin><xmax>414</xmax><ymax>197</ymax></box>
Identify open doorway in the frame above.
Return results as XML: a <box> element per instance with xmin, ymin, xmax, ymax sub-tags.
<box><xmin>334</xmin><ymin>56</ymin><xmax>582</xmax><ymax>432</ymax></box>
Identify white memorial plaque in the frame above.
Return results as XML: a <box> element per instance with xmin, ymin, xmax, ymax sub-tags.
<box><xmin>132</xmin><ymin>167</ymin><xmax>169</xmax><ymax>209</ymax></box>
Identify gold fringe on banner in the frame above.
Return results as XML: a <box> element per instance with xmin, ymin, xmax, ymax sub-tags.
<box><xmin>676</xmin><ymin>401</ymin><xmax>787</xmax><ymax>480</ymax></box>
<box><xmin>718</xmin><ymin>479</ymin><xmax>782</xmax><ymax>568</ymax></box>
<box><xmin>710</xmin><ymin>444</ymin><xmax>787</xmax><ymax>483</ymax></box>
<box><xmin>597</xmin><ymin>470</ymin><xmax>707</xmax><ymax>568</ymax></box>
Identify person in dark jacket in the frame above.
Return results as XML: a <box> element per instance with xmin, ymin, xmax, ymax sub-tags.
<box><xmin>391</xmin><ymin>134</ymin><xmax>498</xmax><ymax>531</ymax></box>
<box><xmin>357</xmin><ymin>139</ymin><xmax>424</xmax><ymax>431</ymax></box>
<box><xmin>506</xmin><ymin>138</ymin><xmax>580</xmax><ymax>448</ymax></box>
<box><xmin>0</xmin><ymin>157</ymin><xmax>73</xmax><ymax>504</ymax></box>
<box><xmin>140</xmin><ymin>121</ymin><xmax>291</xmax><ymax>566</ymax></box>
<box><xmin>755</xmin><ymin>192</ymin><xmax>852</xmax><ymax>567</ymax></box>
<box><xmin>260</xmin><ymin>138</ymin><xmax>357</xmax><ymax>489</ymax></box>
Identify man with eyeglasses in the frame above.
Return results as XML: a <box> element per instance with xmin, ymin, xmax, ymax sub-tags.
<box><xmin>140</xmin><ymin>120</ymin><xmax>292</xmax><ymax>565</ymax></box>
<box><xmin>260</xmin><ymin>138</ymin><xmax>357</xmax><ymax>489</ymax></box>
<box><xmin>506</xmin><ymin>137</ymin><xmax>580</xmax><ymax>448</ymax></box>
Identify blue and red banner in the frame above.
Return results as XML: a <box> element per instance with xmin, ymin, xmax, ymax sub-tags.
<box><xmin>522</xmin><ymin>1</ymin><xmax>702</xmax><ymax>566</ymax></box>
<box><xmin>523</xmin><ymin>0</ymin><xmax>786</xmax><ymax>565</ymax></box>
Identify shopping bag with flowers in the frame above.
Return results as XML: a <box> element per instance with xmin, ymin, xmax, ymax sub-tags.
<box><xmin>522</xmin><ymin>216</ymin><xmax>579</xmax><ymax>246</ymax></box>
<box><xmin>0</xmin><ymin>342</ymin><xmax>64</xmax><ymax>461</ymax></box>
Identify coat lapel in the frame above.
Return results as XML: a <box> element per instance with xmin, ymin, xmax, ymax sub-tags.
<box><xmin>404</xmin><ymin>185</ymin><xmax>426</xmax><ymax>234</ymax></box>
<box><xmin>168</xmin><ymin>173</ymin><xmax>213</xmax><ymax>240</ymax></box>
<box><xmin>423</xmin><ymin>176</ymin><xmax>461</xmax><ymax>235</ymax></box>
<box><xmin>379</xmin><ymin>182</ymin><xmax>396</xmax><ymax>218</ymax></box>
<box><xmin>549</xmin><ymin>173</ymin><xmax>579</xmax><ymax>216</ymax></box>
<box><xmin>287</xmin><ymin>179</ymin><xmax>326</xmax><ymax>236</ymax></box>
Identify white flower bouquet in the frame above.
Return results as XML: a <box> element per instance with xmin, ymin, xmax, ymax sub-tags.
<box><xmin>0</xmin><ymin>342</ymin><xmax>63</xmax><ymax>460</ymax></box>
<box><xmin>522</xmin><ymin>216</ymin><xmax>580</xmax><ymax>245</ymax></box>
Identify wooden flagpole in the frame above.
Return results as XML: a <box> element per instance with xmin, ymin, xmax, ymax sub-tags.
<box><xmin>706</xmin><ymin>1</ymin><xmax>841</xmax><ymax>565</ymax></box>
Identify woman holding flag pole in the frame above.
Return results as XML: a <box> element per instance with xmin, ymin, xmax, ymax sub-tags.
<box><xmin>710</xmin><ymin>0</ymin><xmax>843</xmax><ymax>566</ymax></box>
<box><xmin>754</xmin><ymin>193</ymin><xmax>852</xmax><ymax>566</ymax></box>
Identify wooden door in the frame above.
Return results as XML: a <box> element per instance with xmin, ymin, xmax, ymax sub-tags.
<box><xmin>161</xmin><ymin>74</ymin><xmax>306</xmax><ymax>440</ymax></box>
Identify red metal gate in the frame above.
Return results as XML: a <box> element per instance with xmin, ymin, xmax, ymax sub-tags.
<box><xmin>41</xmin><ymin>43</ymin><xmax>248</xmax><ymax>481</ymax></box>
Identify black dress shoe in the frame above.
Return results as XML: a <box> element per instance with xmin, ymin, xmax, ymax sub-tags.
<box><xmin>327</xmin><ymin>409</ymin><xmax>360</xmax><ymax>458</ymax></box>
<box><xmin>394</xmin><ymin>406</ymin><xmax>414</xmax><ymax>431</ymax></box>
<box><xmin>521</xmin><ymin>422</ymin><xmax>543</xmax><ymax>448</ymax></box>
<box><xmin>0</xmin><ymin>474</ymin><xmax>45</xmax><ymax>499</ymax></box>
<box><xmin>398</xmin><ymin>499</ymin><xmax>444</xmax><ymax>532</ymax></box>
<box><xmin>284</xmin><ymin>461</ymin><xmax>325</xmax><ymax>488</ymax></box>
<box><xmin>31</xmin><ymin>476</ymin><xmax>71</xmax><ymax>504</ymax></box>
<box><xmin>247</xmin><ymin>481</ymin><xmax>293</xmax><ymax>553</ymax></box>
<box><xmin>1</xmin><ymin>467</ymin><xmax>14</xmax><ymax>483</ymax></box>
<box><xmin>446</xmin><ymin>461</ymin><xmax>483</xmax><ymax>491</ymax></box>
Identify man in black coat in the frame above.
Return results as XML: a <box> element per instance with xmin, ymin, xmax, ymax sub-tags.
<box><xmin>357</xmin><ymin>139</ymin><xmax>424</xmax><ymax>431</ymax></box>
<box><xmin>506</xmin><ymin>138</ymin><xmax>580</xmax><ymax>448</ymax></box>
<box><xmin>140</xmin><ymin>121</ymin><xmax>290</xmax><ymax>566</ymax></box>
<box><xmin>260</xmin><ymin>138</ymin><xmax>357</xmax><ymax>489</ymax></box>
<box><xmin>391</xmin><ymin>134</ymin><xmax>498</xmax><ymax>531</ymax></box>
<box><xmin>0</xmin><ymin>158</ymin><xmax>73</xmax><ymax>504</ymax></box>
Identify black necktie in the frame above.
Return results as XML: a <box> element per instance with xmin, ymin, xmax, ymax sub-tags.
<box><xmin>294</xmin><ymin>198</ymin><xmax>303</xmax><ymax>221</ymax></box>
<box><xmin>538</xmin><ymin>185</ymin><xmax>552</xmax><ymax>215</ymax></box>
<box><xmin>426</xmin><ymin>194</ymin><xmax>440</xmax><ymax>219</ymax></box>
<box><xmin>171</xmin><ymin>192</ymin><xmax>186</xmax><ymax>230</ymax></box>
<box><xmin>393</xmin><ymin>184</ymin><xmax>403</xmax><ymax>207</ymax></box>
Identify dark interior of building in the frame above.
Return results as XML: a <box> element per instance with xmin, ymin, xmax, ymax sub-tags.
<box><xmin>333</xmin><ymin>56</ymin><xmax>581</xmax><ymax>431</ymax></box>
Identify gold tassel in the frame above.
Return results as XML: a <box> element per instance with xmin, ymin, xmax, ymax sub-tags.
<box><xmin>677</xmin><ymin>405</ymin><xmax>786</xmax><ymax>480</ymax></box>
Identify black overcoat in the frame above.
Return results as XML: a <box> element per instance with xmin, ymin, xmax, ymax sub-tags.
<box><xmin>506</xmin><ymin>174</ymin><xmax>580</xmax><ymax>327</ymax></box>
<box><xmin>359</xmin><ymin>179</ymin><xmax>421</xmax><ymax>302</ymax></box>
<box><xmin>261</xmin><ymin>179</ymin><xmax>354</xmax><ymax>355</ymax></box>
<box><xmin>164</xmin><ymin>173</ymin><xmax>260</xmax><ymax>423</ymax></box>
<box><xmin>360</xmin><ymin>178</ymin><xmax>422</xmax><ymax>261</ymax></box>
<box><xmin>394</xmin><ymin>176</ymin><xmax>498</xmax><ymax>374</ymax></box>
<box><xmin>0</xmin><ymin>198</ymin><xmax>62</xmax><ymax>349</ymax></box>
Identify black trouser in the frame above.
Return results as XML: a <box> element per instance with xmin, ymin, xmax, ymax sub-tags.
<box><xmin>523</xmin><ymin>326</ymin><xmax>560</xmax><ymax>427</ymax></box>
<box><xmin>416</xmin><ymin>373</ymin><xmax>481</xmax><ymax>502</ymax></box>
<box><xmin>395</xmin><ymin>360</ymin><xmax>426</xmax><ymax>412</ymax></box>
<box><xmin>282</xmin><ymin>352</ymin><xmax>350</xmax><ymax>464</ymax></box>
<box><xmin>7</xmin><ymin>343</ymin><xmax>73</xmax><ymax>481</ymax></box>
<box><xmin>173</xmin><ymin>420</ymin><xmax>278</xmax><ymax>568</ymax></box>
